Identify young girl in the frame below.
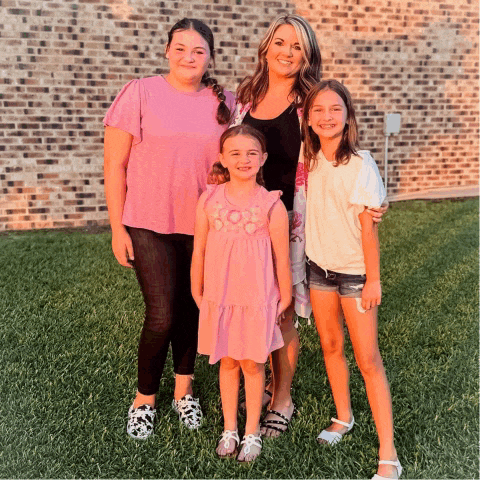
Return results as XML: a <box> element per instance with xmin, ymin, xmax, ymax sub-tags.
<box><xmin>191</xmin><ymin>125</ymin><xmax>291</xmax><ymax>462</ymax></box>
<box><xmin>301</xmin><ymin>80</ymin><xmax>402</xmax><ymax>480</ymax></box>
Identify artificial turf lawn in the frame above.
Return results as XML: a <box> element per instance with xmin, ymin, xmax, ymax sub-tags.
<box><xmin>0</xmin><ymin>197</ymin><xmax>478</xmax><ymax>478</ymax></box>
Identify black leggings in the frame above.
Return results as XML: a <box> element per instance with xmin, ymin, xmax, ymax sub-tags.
<box><xmin>127</xmin><ymin>227</ymin><xmax>199</xmax><ymax>396</ymax></box>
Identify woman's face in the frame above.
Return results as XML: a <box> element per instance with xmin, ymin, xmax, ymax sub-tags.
<box><xmin>166</xmin><ymin>29</ymin><xmax>211</xmax><ymax>85</ymax></box>
<box><xmin>265</xmin><ymin>24</ymin><xmax>304</xmax><ymax>79</ymax></box>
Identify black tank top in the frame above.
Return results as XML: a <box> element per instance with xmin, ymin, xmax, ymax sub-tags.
<box><xmin>243</xmin><ymin>105</ymin><xmax>301</xmax><ymax>211</ymax></box>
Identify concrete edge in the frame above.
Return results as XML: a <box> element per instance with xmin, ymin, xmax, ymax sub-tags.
<box><xmin>388</xmin><ymin>186</ymin><xmax>479</xmax><ymax>202</ymax></box>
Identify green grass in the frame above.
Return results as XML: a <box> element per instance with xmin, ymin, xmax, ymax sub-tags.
<box><xmin>0</xmin><ymin>197</ymin><xmax>478</xmax><ymax>479</ymax></box>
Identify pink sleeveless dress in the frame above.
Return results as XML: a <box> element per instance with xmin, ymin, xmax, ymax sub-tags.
<box><xmin>198</xmin><ymin>183</ymin><xmax>285</xmax><ymax>364</ymax></box>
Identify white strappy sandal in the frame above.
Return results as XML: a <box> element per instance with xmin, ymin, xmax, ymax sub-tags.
<box><xmin>237</xmin><ymin>433</ymin><xmax>262</xmax><ymax>462</ymax></box>
<box><xmin>216</xmin><ymin>430</ymin><xmax>240</xmax><ymax>458</ymax></box>
<box><xmin>371</xmin><ymin>459</ymin><xmax>403</xmax><ymax>480</ymax></box>
<box><xmin>316</xmin><ymin>416</ymin><xmax>355</xmax><ymax>445</ymax></box>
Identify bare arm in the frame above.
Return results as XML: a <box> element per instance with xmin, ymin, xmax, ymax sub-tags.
<box><xmin>359</xmin><ymin>208</ymin><xmax>381</xmax><ymax>310</ymax></box>
<box><xmin>268</xmin><ymin>200</ymin><xmax>292</xmax><ymax>322</ymax></box>
<box><xmin>191</xmin><ymin>192</ymin><xmax>210</xmax><ymax>309</ymax></box>
<box><xmin>103</xmin><ymin>126</ymin><xmax>134</xmax><ymax>268</ymax></box>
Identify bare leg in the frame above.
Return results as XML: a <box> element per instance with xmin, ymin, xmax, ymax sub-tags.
<box><xmin>237</xmin><ymin>359</ymin><xmax>264</xmax><ymax>461</ymax></box>
<box><xmin>217</xmin><ymin>357</ymin><xmax>241</xmax><ymax>456</ymax></box>
<box><xmin>311</xmin><ymin>289</ymin><xmax>353</xmax><ymax>440</ymax></box>
<box><xmin>133</xmin><ymin>392</ymin><xmax>155</xmax><ymax>409</ymax></box>
<box><xmin>341</xmin><ymin>298</ymin><xmax>398</xmax><ymax>478</ymax></box>
<box><xmin>261</xmin><ymin>298</ymin><xmax>298</xmax><ymax>437</ymax></box>
<box><xmin>133</xmin><ymin>373</ymin><xmax>193</xmax><ymax>408</ymax></box>
<box><xmin>173</xmin><ymin>374</ymin><xmax>194</xmax><ymax>401</ymax></box>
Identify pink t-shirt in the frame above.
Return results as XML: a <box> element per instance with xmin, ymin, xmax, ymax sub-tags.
<box><xmin>103</xmin><ymin>76</ymin><xmax>235</xmax><ymax>235</ymax></box>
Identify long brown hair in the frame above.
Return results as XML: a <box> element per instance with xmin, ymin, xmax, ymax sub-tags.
<box><xmin>236</xmin><ymin>14</ymin><xmax>322</xmax><ymax>110</ymax></box>
<box><xmin>302</xmin><ymin>80</ymin><xmax>359</xmax><ymax>171</ymax></box>
<box><xmin>166</xmin><ymin>18</ymin><xmax>231</xmax><ymax>124</ymax></box>
<box><xmin>208</xmin><ymin>125</ymin><xmax>266</xmax><ymax>186</ymax></box>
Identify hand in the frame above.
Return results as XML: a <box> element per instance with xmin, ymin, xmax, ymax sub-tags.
<box><xmin>111</xmin><ymin>226</ymin><xmax>134</xmax><ymax>268</ymax></box>
<box><xmin>276</xmin><ymin>298</ymin><xmax>291</xmax><ymax>325</ymax></box>
<box><xmin>361</xmin><ymin>280</ymin><xmax>382</xmax><ymax>311</ymax></box>
<box><xmin>367</xmin><ymin>199</ymin><xmax>389</xmax><ymax>224</ymax></box>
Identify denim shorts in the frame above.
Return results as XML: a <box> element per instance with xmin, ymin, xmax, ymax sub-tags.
<box><xmin>307</xmin><ymin>257</ymin><xmax>366</xmax><ymax>298</ymax></box>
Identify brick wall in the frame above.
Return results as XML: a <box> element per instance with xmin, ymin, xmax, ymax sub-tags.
<box><xmin>296</xmin><ymin>0</ymin><xmax>479</xmax><ymax>197</ymax></box>
<box><xmin>0</xmin><ymin>0</ymin><xmax>478</xmax><ymax>231</ymax></box>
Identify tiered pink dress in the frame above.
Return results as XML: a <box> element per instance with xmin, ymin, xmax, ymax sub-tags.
<box><xmin>198</xmin><ymin>183</ymin><xmax>285</xmax><ymax>364</ymax></box>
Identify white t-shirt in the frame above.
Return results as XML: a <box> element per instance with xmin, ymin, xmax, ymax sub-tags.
<box><xmin>305</xmin><ymin>150</ymin><xmax>386</xmax><ymax>275</ymax></box>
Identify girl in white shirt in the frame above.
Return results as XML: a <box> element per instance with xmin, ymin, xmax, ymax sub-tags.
<box><xmin>302</xmin><ymin>79</ymin><xmax>401</xmax><ymax>480</ymax></box>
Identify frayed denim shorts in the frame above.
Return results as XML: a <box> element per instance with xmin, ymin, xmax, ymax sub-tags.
<box><xmin>306</xmin><ymin>257</ymin><xmax>366</xmax><ymax>298</ymax></box>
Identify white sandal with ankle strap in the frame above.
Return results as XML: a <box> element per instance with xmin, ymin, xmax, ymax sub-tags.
<box><xmin>371</xmin><ymin>459</ymin><xmax>403</xmax><ymax>480</ymax></box>
<box><xmin>317</xmin><ymin>416</ymin><xmax>355</xmax><ymax>445</ymax></box>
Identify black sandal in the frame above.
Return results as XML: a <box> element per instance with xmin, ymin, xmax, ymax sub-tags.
<box><xmin>260</xmin><ymin>406</ymin><xmax>296</xmax><ymax>436</ymax></box>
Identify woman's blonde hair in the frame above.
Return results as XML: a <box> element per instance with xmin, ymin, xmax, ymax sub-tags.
<box><xmin>208</xmin><ymin>125</ymin><xmax>266</xmax><ymax>186</ymax></box>
<box><xmin>302</xmin><ymin>79</ymin><xmax>359</xmax><ymax>171</ymax></box>
<box><xmin>236</xmin><ymin>14</ymin><xmax>322</xmax><ymax>110</ymax></box>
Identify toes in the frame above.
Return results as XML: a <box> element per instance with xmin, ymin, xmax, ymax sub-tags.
<box><xmin>216</xmin><ymin>444</ymin><xmax>235</xmax><ymax>457</ymax></box>
<box><xmin>268</xmin><ymin>428</ymin><xmax>281</xmax><ymax>438</ymax></box>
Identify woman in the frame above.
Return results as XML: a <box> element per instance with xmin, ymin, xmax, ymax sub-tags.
<box><xmin>103</xmin><ymin>18</ymin><xmax>235</xmax><ymax>440</ymax></box>
<box><xmin>232</xmin><ymin>14</ymin><xmax>386</xmax><ymax>437</ymax></box>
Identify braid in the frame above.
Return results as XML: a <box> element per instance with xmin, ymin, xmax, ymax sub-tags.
<box><xmin>202</xmin><ymin>72</ymin><xmax>231</xmax><ymax>125</ymax></box>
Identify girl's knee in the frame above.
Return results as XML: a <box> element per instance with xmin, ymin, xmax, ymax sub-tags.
<box><xmin>240</xmin><ymin>359</ymin><xmax>264</xmax><ymax>377</ymax></box>
<box><xmin>356</xmin><ymin>351</ymin><xmax>384</xmax><ymax>378</ymax></box>
<box><xmin>320</xmin><ymin>333</ymin><xmax>344</xmax><ymax>357</ymax></box>
<box><xmin>279</xmin><ymin>314</ymin><xmax>296</xmax><ymax>335</ymax></box>
<box><xmin>220</xmin><ymin>357</ymin><xmax>240</xmax><ymax>371</ymax></box>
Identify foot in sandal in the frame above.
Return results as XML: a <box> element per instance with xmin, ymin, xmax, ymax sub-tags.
<box><xmin>216</xmin><ymin>430</ymin><xmax>240</xmax><ymax>458</ymax></box>
<box><xmin>317</xmin><ymin>416</ymin><xmax>354</xmax><ymax>445</ymax></box>
<box><xmin>260</xmin><ymin>402</ymin><xmax>295</xmax><ymax>438</ymax></box>
<box><xmin>372</xmin><ymin>459</ymin><xmax>402</xmax><ymax>479</ymax></box>
<box><xmin>237</xmin><ymin>433</ymin><xmax>262</xmax><ymax>462</ymax></box>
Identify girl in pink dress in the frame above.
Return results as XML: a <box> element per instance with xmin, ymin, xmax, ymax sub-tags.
<box><xmin>191</xmin><ymin>125</ymin><xmax>292</xmax><ymax>462</ymax></box>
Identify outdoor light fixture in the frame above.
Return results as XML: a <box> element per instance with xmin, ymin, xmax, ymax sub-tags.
<box><xmin>383</xmin><ymin>113</ymin><xmax>402</xmax><ymax>196</ymax></box>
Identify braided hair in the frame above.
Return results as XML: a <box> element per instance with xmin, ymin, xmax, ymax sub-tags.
<box><xmin>167</xmin><ymin>18</ymin><xmax>231</xmax><ymax>125</ymax></box>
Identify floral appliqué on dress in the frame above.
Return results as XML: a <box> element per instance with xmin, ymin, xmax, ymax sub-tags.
<box><xmin>210</xmin><ymin>202</ymin><xmax>262</xmax><ymax>235</ymax></box>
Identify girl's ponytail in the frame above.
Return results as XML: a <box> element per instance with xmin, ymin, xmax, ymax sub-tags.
<box><xmin>208</xmin><ymin>125</ymin><xmax>267</xmax><ymax>185</ymax></box>
<box><xmin>207</xmin><ymin>161</ymin><xmax>265</xmax><ymax>186</ymax></box>
<box><xmin>202</xmin><ymin>72</ymin><xmax>231</xmax><ymax>125</ymax></box>
<box><xmin>208</xmin><ymin>161</ymin><xmax>230</xmax><ymax>185</ymax></box>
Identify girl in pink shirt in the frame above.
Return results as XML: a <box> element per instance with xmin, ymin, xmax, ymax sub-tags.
<box><xmin>191</xmin><ymin>125</ymin><xmax>291</xmax><ymax>462</ymax></box>
<box><xmin>103</xmin><ymin>18</ymin><xmax>235</xmax><ymax>440</ymax></box>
